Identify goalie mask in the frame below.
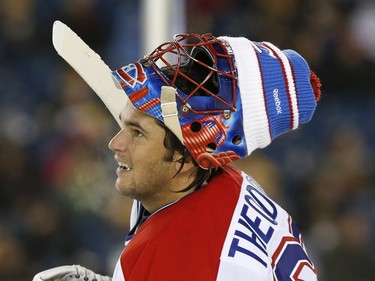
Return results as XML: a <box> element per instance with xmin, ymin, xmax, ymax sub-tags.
<box><xmin>111</xmin><ymin>34</ymin><xmax>321</xmax><ymax>169</ymax></box>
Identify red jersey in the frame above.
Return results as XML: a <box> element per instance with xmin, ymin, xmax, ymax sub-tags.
<box><xmin>112</xmin><ymin>166</ymin><xmax>317</xmax><ymax>281</ymax></box>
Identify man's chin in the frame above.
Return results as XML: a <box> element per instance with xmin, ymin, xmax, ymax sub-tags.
<box><xmin>115</xmin><ymin>181</ymin><xmax>134</xmax><ymax>198</ymax></box>
<box><xmin>115</xmin><ymin>180</ymin><xmax>126</xmax><ymax>194</ymax></box>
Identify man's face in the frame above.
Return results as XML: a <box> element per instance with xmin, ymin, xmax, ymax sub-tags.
<box><xmin>108</xmin><ymin>102</ymin><xmax>180</xmax><ymax>211</ymax></box>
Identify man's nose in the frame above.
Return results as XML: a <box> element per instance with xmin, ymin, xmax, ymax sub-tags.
<box><xmin>108</xmin><ymin>129</ymin><xmax>127</xmax><ymax>152</ymax></box>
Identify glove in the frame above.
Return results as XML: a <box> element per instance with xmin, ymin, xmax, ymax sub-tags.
<box><xmin>32</xmin><ymin>265</ymin><xmax>112</xmax><ymax>281</ymax></box>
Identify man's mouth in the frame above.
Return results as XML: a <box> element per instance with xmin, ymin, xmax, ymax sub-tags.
<box><xmin>117</xmin><ymin>161</ymin><xmax>132</xmax><ymax>171</ymax></box>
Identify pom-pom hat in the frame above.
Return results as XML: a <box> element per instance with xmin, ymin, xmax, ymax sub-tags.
<box><xmin>111</xmin><ymin>34</ymin><xmax>321</xmax><ymax>169</ymax></box>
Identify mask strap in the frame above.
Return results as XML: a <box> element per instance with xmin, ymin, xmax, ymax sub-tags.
<box><xmin>161</xmin><ymin>86</ymin><xmax>183</xmax><ymax>143</ymax></box>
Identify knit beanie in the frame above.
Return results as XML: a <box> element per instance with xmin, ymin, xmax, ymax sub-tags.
<box><xmin>219</xmin><ymin>37</ymin><xmax>321</xmax><ymax>156</ymax></box>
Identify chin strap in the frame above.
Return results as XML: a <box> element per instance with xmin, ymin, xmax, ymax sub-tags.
<box><xmin>160</xmin><ymin>86</ymin><xmax>183</xmax><ymax>143</ymax></box>
<box><xmin>32</xmin><ymin>265</ymin><xmax>112</xmax><ymax>281</ymax></box>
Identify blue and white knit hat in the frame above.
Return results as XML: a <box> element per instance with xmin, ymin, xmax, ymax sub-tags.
<box><xmin>219</xmin><ymin>36</ymin><xmax>321</xmax><ymax>156</ymax></box>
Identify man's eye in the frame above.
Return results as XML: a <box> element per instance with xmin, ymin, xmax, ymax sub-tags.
<box><xmin>134</xmin><ymin>130</ymin><xmax>144</xmax><ymax>137</ymax></box>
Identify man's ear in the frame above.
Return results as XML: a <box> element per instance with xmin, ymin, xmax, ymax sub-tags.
<box><xmin>172</xmin><ymin>152</ymin><xmax>196</xmax><ymax>174</ymax></box>
<box><xmin>170</xmin><ymin>153</ymin><xmax>199</xmax><ymax>193</ymax></box>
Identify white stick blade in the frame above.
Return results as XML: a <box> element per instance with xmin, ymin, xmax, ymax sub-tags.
<box><xmin>52</xmin><ymin>20</ymin><xmax>128</xmax><ymax>126</ymax></box>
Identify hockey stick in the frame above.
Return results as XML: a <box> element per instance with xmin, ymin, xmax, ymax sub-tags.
<box><xmin>52</xmin><ymin>20</ymin><xmax>128</xmax><ymax>126</ymax></box>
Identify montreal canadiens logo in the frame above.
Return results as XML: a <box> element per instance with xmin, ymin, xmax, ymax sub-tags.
<box><xmin>117</xmin><ymin>62</ymin><xmax>147</xmax><ymax>89</ymax></box>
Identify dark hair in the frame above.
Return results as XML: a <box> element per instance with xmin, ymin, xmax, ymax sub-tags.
<box><xmin>156</xmin><ymin>120</ymin><xmax>213</xmax><ymax>193</ymax></box>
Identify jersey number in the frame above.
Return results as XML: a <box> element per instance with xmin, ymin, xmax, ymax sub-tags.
<box><xmin>272</xmin><ymin>237</ymin><xmax>317</xmax><ymax>281</ymax></box>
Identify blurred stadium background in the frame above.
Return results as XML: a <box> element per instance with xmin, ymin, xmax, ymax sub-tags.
<box><xmin>0</xmin><ymin>0</ymin><xmax>374</xmax><ymax>280</ymax></box>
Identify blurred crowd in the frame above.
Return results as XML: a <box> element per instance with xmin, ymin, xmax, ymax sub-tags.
<box><xmin>0</xmin><ymin>0</ymin><xmax>374</xmax><ymax>280</ymax></box>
